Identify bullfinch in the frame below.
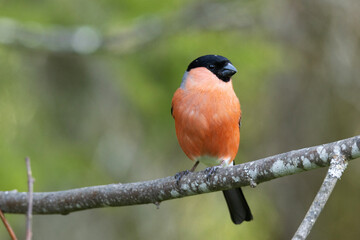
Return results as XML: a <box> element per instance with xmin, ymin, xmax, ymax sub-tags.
<box><xmin>171</xmin><ymin>55</ymin><xmax>253</xmax><ymax>224</ymax></box>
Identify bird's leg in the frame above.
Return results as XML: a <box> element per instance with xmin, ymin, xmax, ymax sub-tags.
<box><xmin>204</xmin><ymin>160</ymin><xmax>224</xmax><ymax>181</ymax></box>
<box><xmin>190</xmin><ymin>160</ymin><xmax>200</xmax><ymax>172</ymax></box>
<box><xmin>174</xmin><ymin>161</ymin><xmax>199</xmax><ymax>185</ymax></box>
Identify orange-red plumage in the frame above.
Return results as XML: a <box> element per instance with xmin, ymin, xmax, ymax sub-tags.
<box><xmin>172</xmin><ymin>67</ymin><xmax>241</xmax><ymax>164</ymax></box>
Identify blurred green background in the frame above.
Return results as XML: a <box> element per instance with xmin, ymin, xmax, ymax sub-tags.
<box><xmin>1</xmin><ymin>0</ymin><xmax>360</xmax><ymax>239</ymax></box>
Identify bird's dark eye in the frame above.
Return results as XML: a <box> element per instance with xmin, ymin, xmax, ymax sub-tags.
<box><xmin>209</xmin><ymin>64</ymin><xmax>215</xmax><ymax>69</ymax></box>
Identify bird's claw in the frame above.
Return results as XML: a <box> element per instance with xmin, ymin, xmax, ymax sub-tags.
<box><xmin>204</xmin><ymin>166</ymin><xmax>219</xmax><ymax>181</ymax></box>
<box><xmin>174</xmin><ymin>170</ymin><xmax>190</xmax><ymax>185</ymax></box>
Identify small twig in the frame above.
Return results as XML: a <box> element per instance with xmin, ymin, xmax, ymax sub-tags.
<box><xmin>0</xmin><ymin>209</ymin><xmax>17</xmax><ymax>240</ymax></box>
<box><xmin>292</xmin><ymin>154</ymin><xmax>348</xmax><ymax>240</ymax></box>
<box><xmin>25</xmin><ymin>157</ymin><xmax>34</xmax><ymax>240</ymax></box>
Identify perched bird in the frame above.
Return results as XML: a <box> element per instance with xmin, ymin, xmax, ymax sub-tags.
<box><xmin>171</xmin><ymin>55</ymin><xmax>253</xmax><ymax>224</ymax></box>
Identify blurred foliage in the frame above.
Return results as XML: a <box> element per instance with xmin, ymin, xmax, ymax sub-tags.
<box><xmin>1</xmin><ymin>0</ymin><xmax>360</xmax><ymax>239</ymax></box>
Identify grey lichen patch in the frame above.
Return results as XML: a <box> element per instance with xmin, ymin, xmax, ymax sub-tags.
<box><xmin>271</xmin><ymin>159</ymin><xmax>301</xmax><ymax>177</ymax></box>
<box><xmin>352</xmin><ymin>141</ymin><xmax>360</xmax><ymax>158</ymax></box>
<box><xmin>341</xmin><ymin>144</ymin><xmax>347</xmax><ymax>151</ymax></box>
<box><xmin>231</xmin><ymin>176</ymin><xmax>240</xmax><ymax>182</ymax></box>
<box><xmin>302</xmin><ymin>157</ymin><xmax>316</xmax><ymax>169</ymax></box>
<box><xmin>170</xmin><ymin>190</ymin><xmax>180</xmax><ymax>197</ymax></box>
<box><xmin>190</xmin><ymin>182</ymin><xmax>197</xmax><ymax>189</ymax></box>
<box><xmin>180</xmin><ymin>183</ymin><xmax>195</xmax><ymax>194</ymax></box>
<box><xmin>181</xmin><ymin>184</ymin><xmax>190</xmax><ymax>191</ymax></box>
<box><xmin>316</xmin><ymin>146</ymin><xmax>329</xmax><ymax>162</ymax></box>
<box><xmin>198</xmin><ymin>183</ymin><xmax>209</xmax><ymax>192</ymax></box>
<box><xmin>271</xmin><ymin>160</ymin><xmax>285</xmax><ymax>176</ymax></box>
<box><xmin>333</xmin><ymin>145</ymin><xmax>341</xmax><ymax>156</ymax></box>
<box><xmin>247</xmin><ymin>168</ymin><xmax>259</xmax><ymax>180</ymax></box>
<box><xmin>329</xmin><ymin>157</ymin><xmax>348</xmax><ymax>179</ymax></box>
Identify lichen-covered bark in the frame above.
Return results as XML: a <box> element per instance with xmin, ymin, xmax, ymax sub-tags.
<box><xmin>0</xmin><ymin>135</ymin><xmax>359</xmax><ymax>215</ymax></box>
<box><xmin>292</xmin><ymin>155</ymin><xmax>348</xmax><ymax>240</ymax></box>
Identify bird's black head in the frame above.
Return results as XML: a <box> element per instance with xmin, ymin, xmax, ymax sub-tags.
<box><xmin>186</xmin><ymin>55</ymin><xmax>237</xmax><ymax>82</ymax></box>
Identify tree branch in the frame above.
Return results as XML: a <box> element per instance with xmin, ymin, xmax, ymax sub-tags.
<box><xmin>292</xmin><ymin>154</ymin><xmax>348</xmax><ymax>240</ymax></box>
<box><xmin>0</xmin><ymin>135</ymin><xmax>359</xmax><ymax>215</ymax></box>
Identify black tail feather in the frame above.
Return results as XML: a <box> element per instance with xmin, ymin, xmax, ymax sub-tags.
<box><xmin>222</xmin><ymin>188</ymin><xmax>253</xmax><ymax>224</ymax></box>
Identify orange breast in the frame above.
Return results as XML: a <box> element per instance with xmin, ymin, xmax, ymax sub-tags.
<box><xmin>172</xmin><ymin>69</ymin><xmax>241</xmax><ymax>163</ymax></box>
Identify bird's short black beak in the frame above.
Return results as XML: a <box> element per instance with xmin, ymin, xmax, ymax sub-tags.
<box><xmin>221</xmin><ymin>63</ymin><xmax>237</xmax><ymax>78</ymax></box>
